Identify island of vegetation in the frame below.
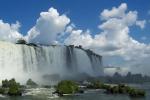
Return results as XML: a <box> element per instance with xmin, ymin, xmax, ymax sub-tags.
<box><xmin>26</xmin><ymin>78</ymin><xmax>38</xmax><ymax>87</ymax></box>
<box><xmin>0</xmin><ymin>78</ymin><xmax>22</xmax><ymax>96</ymax></box>
<box><xmin>0</xmin><ymin>78</ymin><xmax>38</xmax><ymax>96</ymax></box>
<box><xmin>54</xmin><ymin>80</ymin><xmax>145</xmax><ymax>97</ymax></box>
<box><xmin>85</xmin><ymin>80</ymin><xmax>145</xmax><ymax>97</ymax></box>
<box><xmin>54</xmin><ymin>80</ymin><xmax>79</xmax><ymax>96</ymax></box>
<box><xmin>0</xmin><ymin>78</ymin><xmax>146</xmax><ymax>98</ymax></box>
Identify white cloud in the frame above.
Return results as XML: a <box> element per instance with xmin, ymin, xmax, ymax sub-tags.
<box><xmin>64</xmin><ymin>29</ymin><xmax>93</xmax><ymax>47</ymax></box>
<box><xmin>26</xmin><ymin>7</ymin><xmax>70</xmax><ymax>44</ymax></box>
<box><xmin>0</xmin><ymin>20</ymin><xmax>22</xmax><ymax>43</ymax></box>
<box><xmin>65</xmin><ymin>24</ymin><xmax>75</xmax><ymax>33</ymax></box>
<box><xmin>65</xmin><ymin>3</ymin><xmax>142</xmax><ymax>54</ymax></box>
<box><xmin>101</xmin><ymin>3</ymin><xmax>127</xmax><ymax>20</ymax></box>
<box><xmin>136</xmin><ymin>20</ymin><xmax>146</xmax><ymax>29</ymax></box>
<box><xmin>64</xmin><ymin>3</ymin><xmax>150</xmax><ymax>75</ymax></box>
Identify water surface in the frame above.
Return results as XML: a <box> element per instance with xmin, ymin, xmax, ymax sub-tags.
<box><xmin>0</xmin><ymin>84</ymin><xmax>149</xmax><ymax>100</ymax></box>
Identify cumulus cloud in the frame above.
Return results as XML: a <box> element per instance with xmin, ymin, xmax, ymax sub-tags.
<box><xmin>136</xmin><ymin>20</ymin><xmax>146</xmax><ymax>29</ymax></box>
<box><xmin>26</xmin><ymin>7</ymin><xmax>70</xmax><ymax>44</ymax></box>
<box><xmin>65</xmin><ymin>3</ymin><xmax>141</xmax><ymax>54</ymax></box>
<box><xmin>101</xmin><ymin>3</ymin><xmax>127</xmax><ymax>20</ymax></box>
<box><xmin>64</xmin><ymin>29</ymin><xmax>94</xmax><ymax>47</ymax></box>
<box><xmin>0</xmin><ymin>20</ymin><xmax>22</xmax><ymax>43</ymax></box>
<box><xmin>64</xmin><ymin>3</ymin><xmax>150</xmax><ymax>75</ymax></box>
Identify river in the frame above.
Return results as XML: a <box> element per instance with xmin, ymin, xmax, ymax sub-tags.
<box><xmin>0</xmin><ymin>83</ymin><xmax>150</xmax><ymax>100</ymax></box>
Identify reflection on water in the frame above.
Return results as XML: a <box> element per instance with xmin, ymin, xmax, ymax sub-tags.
<box><xmin>1</xmin><ymin>84</ymin><xmax>150</xmax><ymax>100</ymax></box>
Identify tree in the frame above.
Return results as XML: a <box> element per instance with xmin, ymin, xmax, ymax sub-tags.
<box><xmin>2</xmin><ymin>79</ymin><xmax>9</xmax><ymax>88</ymax></box>
<box><xmin>1</xmin><ymin>78</ymin><xmax>22</xmax><ymax>96</ymax></box>
<box><xmin>0</xmin><ymin>88</ymin><xmax>5</xmax><ymax>94</ymax></box>
<box><xmin>8</xmin><ymin>83</ymin><xmax>21</xmax><ymax>96</ymax></box>
<box><xmin>87</xmin><ymin>80</ymin><xmax>102</xmax><ymax>89</ymax></box>
<box><xmin>26</xmin><ymin>79</ymin><xmax>37</xmax><ymax>86</ymax></box>
<box><xmin>56</xmin><ymin>80</ymin><xmax>79</xmax><ymax>94</ymax></box>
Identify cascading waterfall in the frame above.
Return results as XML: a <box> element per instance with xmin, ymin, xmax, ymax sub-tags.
<box><xmin>0</xmin><ymin>41</ymin><xmax>103</xmax><ymax>84</ymax></box>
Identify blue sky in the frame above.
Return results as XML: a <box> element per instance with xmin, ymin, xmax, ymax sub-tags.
<box><xmin>0</xmin><ymin>0</ymin><xmax>149</xmax><ymax>43</ymax></box>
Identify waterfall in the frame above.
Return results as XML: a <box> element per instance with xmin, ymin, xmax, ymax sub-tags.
<box><xmin>0</xmin><ymin>41</ymin><xmax>103</xmax><ymax>84</ymax></box>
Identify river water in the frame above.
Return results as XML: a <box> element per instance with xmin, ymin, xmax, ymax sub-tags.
<box><xmin>0</xmin><ymin>84</ymin><xmax>150</xmax><ymax>100</ymax></box>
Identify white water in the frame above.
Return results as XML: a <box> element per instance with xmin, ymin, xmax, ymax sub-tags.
<box><xmin>0</xmin><ymin>41</ymin><xmax>103</xmax><ymax>84</ymax></box>
<box><xmin>23</xmin><ymin>87</ymin><xmax>58</xmax><ymax>98</ymax></box>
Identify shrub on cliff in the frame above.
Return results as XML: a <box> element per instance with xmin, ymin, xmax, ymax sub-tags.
<box><xmin>56</xmin><ymin>80</ymin><xmax>79</xmax><ymax>94</ymax></box>
<box><xmin>16</xmin><ymin>39</ymin><xmax>27</xmax><ymax>44</ymax></box>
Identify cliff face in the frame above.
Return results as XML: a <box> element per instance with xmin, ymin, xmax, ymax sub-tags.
<box><xmin>0</xmin><ymin>41</ymin><xmax>103</xmax><ymax>84</ymax></box>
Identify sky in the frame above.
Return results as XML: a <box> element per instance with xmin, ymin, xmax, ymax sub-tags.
<box><xmin>0</xmin><ymin>0</ymin><xmax>150</xmax><ymax>75</ymax></box>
